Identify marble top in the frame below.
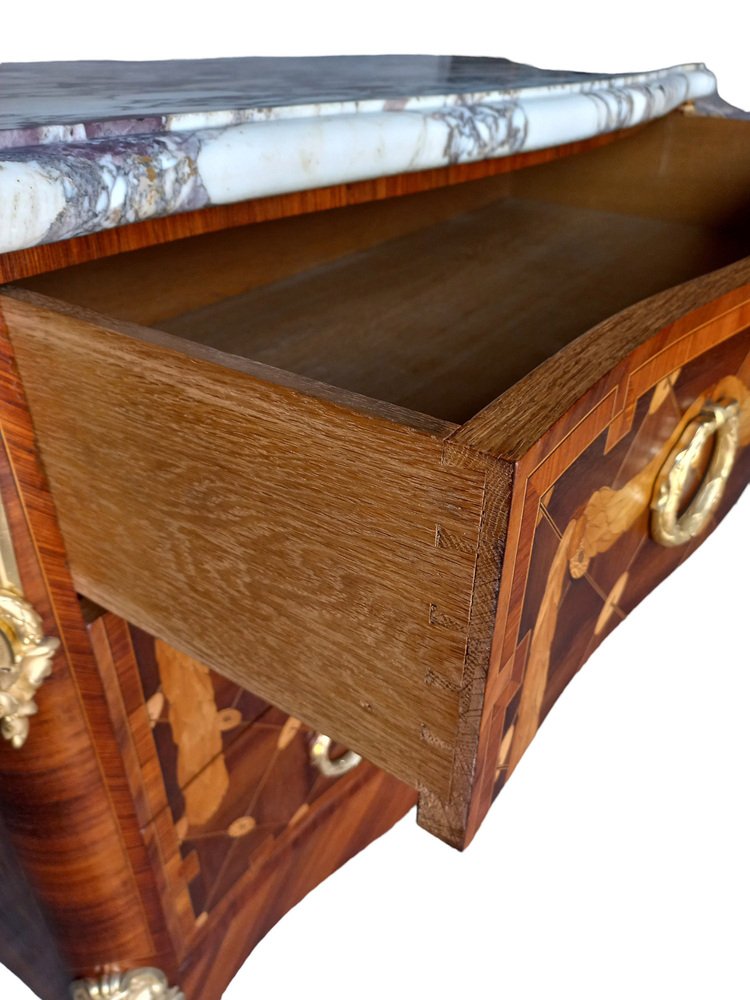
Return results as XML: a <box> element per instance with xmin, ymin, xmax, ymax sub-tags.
<box><xmin>0</xmin><ymin>56</ymin><xmax>718</xmax><ymax>254</ymax></box>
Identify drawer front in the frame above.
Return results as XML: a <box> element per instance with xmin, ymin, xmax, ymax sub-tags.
<box><xmin>89</xmin><ymin>612</ymin><xmax>414</xmax><ymax>997</ymax></box>
<box><xmin>459</xmin><ymin>290</ymin><xmax>750</xmax><ymax>844</ymax></box>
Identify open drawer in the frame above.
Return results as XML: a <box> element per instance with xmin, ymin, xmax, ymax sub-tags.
<box><xmin>2</xmin><ymin>111</ymin><xmax>749</xmax><ymax>847</ymax></box>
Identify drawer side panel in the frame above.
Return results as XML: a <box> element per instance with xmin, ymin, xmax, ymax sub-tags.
<box><xmin>2</xmin><ymin>291</ymin><xmax>487</xmax><ymax>802</ymax></box>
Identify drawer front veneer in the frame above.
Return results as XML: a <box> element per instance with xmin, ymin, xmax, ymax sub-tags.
<box><xmin>451</xmin><ymin>272</ymin><xmax>750</xmax><ymax>845</ymax></box>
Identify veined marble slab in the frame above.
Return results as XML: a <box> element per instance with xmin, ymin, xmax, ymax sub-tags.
<box><xmin>0</xmin><ymin>56</ymin><xmax>719</xmax><ymax>254</ymax></box>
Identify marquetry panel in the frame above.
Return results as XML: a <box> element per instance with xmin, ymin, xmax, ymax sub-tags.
<box><xmin>89</xmin><ymin>612</ymin><xmax>416</xmax><ymax>990</ymax></box>
<box><xmin>447</xmin><ymin>277</ymin><xmax>750</xmax><ymax>848</ymax></box>
<box><xmin>492</xmin><ymin>329</ymin><xmax>750</xmax><ymax>805</ymax></box>
<box><xmin>131</xmin><ymin>628</ymin><xmax>366</xmax><ymax>920</ymax></box>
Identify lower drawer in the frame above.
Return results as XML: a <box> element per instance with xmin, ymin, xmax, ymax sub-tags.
<box><xmin>1</xmin><ymin>111</ymin><xmax>749</xmax><ymax>847</ymax></box>
<box><xmin>87</xmin><ymin>611</ymin><xmax>414</xmax><ymax>995</ymax></box>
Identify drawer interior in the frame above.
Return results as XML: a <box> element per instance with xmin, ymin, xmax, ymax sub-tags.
<box><xmin>20</xmin><ymin>114</ymin><xmax>750</xmax><ymax>425</ymax></box>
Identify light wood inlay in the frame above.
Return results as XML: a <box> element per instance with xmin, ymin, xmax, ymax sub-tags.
<box><xmin>156</xmin><ymin>641</ymin><xmax>230</xmax><ymax>827</ymax></box>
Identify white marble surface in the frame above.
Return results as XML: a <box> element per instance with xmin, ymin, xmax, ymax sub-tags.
<box><xmin>0</xmin><ymin>56</ymin><xmax>718</xmax><ymax>254</ymax></box>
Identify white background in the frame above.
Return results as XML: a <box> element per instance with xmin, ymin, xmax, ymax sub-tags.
<box><xmin>1</xmin><ymin>6</ymin><xmax>749</xmax><ymax>998</ymax></box>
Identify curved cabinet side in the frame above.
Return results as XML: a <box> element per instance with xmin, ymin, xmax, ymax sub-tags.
<box><xmin>0</xmin><ymin>314</ymin><xmax>177</xmax><ymax>986</ymax></box>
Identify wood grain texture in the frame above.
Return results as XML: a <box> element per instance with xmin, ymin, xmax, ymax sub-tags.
<box><xmin>505</xmin><ymin>360</ymin><xmax>750</xmax><ymax>772</ymax></box>
<box><xmin>88</xmin><ymin>615</ymin><xmax>196</xmax><ymax>956</ymax></box>
<box><xmin>18</xmin><ymin>114</ymin><xmax>750</xmax><ymax>427</ymax></box>
<box><xmin>20</xmin><ymin>172</ymin><xmax>514</xmax><ymax>328</ymax></box>
<box><xmin>157</xmin><ymin>198</ymin><xmax>744</xmax><ymax>424</ymax></box>
<box><xmin>0</xmin><ymin>125</ymin><xmax>642</xmax><ymax>285</ymax></box>
<box><xmin>154</xmin><ymin>641</ymin><xmax>230</xmax><ymax>827</ymax></box>
<box><xmin>89</xmin><ymin>613</ymin><xmax>416</xmax><ymax>998</ymax></box>
<box><xmin>4</xmin><ymin>286</ymin><xmax>452</xmax><ymax>437</ymax></box>
<box><xmin>417</xmin><ymin>449</ymin><xmax>512</xmax><ymax>845</ymax></box>
<box><xmin>512</xmin><ymin>114</ymin><xmax>750</xmax><ymax>229</ymax></box>
<box><xmin>5</xmin><ymin>267</ymin><xmax>750</xmax><ymax>852</ymax></box>
<box><xmin>2</xmin><ymin>290</ymin><xmax>487</xmax><ymax>810</ymax></box>
<box><xmin>0</xmin><ymin>313</ymin><xmax>178</xmax><ymax>984</ymax></box>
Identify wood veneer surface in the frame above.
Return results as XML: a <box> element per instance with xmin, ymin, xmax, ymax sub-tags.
<box><xmin>0</xmin><ymin>311</ymin><xmax>179</xmax><ymax>982</ymax></box>
<box><xmin>88</xmin><ymin>612</ymin><xmax>416</xmax><ymax>999</ymax></box>
<box><xmin>454</xmin><ymin>292</ymin><xmax>750</xmax><ymax>845</ymax></box>
<box><xmin>7</xmin><ymin>265</ymin><xmax>750</xmax><ymax>848</ymax></box>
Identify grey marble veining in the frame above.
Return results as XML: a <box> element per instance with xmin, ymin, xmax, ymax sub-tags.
<box><xmin>0</xmin><ymin>56</ymin><xmax>600</xmax><ymax>136</ymax></box>
<box><xmin>0</xmin><ymin>56</ymin><xmax>722</xmax><ymax>254</ymax></box>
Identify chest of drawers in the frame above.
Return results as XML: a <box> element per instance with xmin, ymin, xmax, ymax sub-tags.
<box><xmin>0</xmin><ymin>55</ymin><xmax>747</xmax><ymax>998</ymax></box>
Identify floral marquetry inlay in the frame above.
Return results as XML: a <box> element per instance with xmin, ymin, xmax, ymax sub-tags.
<box><xmin>129</xmin><ymin>627</ymin><xmax>362</xmax><ymax>920</ymax></box>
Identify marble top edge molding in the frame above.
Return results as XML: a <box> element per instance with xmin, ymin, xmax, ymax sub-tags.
<box><xmin>0</xmin><ymin>58</ymin><xmax>718</xmax><ymax>255</ymax></box>
<box><xmin>0</xmin><ymin>58</ymin><xmax>713</xmax><ymax>145</ymax></box>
